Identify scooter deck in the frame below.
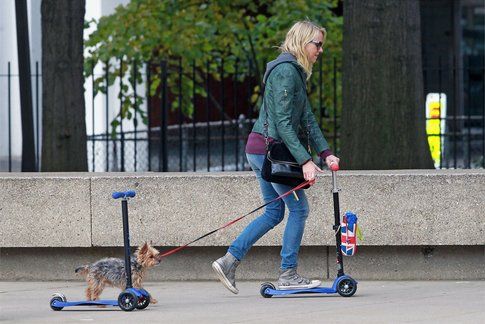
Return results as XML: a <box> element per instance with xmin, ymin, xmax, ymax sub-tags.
<box><xmin>51</xmin><ymin>300</ymin><xmax>118</xmax><ymax>308</ymax></box>
<box><xmin>261</xmin><ymin>275</ymin><xmax>357</xmax><ymax>297</ymax></box>
<box><xmin>264</xmin><ymin>286</ymin><xmax>337</xmax><ymax>296</ymax></box>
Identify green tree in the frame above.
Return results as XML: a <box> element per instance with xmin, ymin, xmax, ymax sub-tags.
<box><xmin>84</xmin><ymin>0</ymin><xmax>342</xmax><ymax>134</ymax></box>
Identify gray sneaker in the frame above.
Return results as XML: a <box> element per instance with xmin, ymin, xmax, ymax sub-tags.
<box><xmin>277</xmin><ymin>268</ymin><xmax>321</xmax><ymax>290</ymax></box>
<box><xmin>212</xmin><ymin>252</ymin><xmax>240</xmax><ymax>294</ymax></box>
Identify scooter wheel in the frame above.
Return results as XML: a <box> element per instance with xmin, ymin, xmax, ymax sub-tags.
<box><xmin>337</xmin><ymin>278</ymin><xmax>357</xmax><ymax>297</ymax></box>
<box><xmin>49</xmin><ymin>296</ymin><xmax>65</xmax><ymax>311</ymax></box>
<box><xmin>118</xmin><ymin>291</ymin><xmax>138</xmax><ymax>311</ymax></box>
<box><xmin>136</xmin><ymin>294</ymin><xmax>151</xmax><ymax>310</ymax></box>
<box><xmin>260</xmin><ymin>282</ymin><xmax>275</xmax><ymax>298</ymax></box>
<box><xmin>49</xmin><ymin>293</ymin><xmax>67</xmax><ymax>311</ymax></box>
<box><xmin>52</xmin><ymin>292</ymin><xmax>67</xmax><ymax>302</ymax></box>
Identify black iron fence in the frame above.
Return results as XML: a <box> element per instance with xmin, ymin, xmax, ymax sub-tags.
<box><xmin>84</xmin><ymin>56</ymin><xmax>339</xmax><ymax>172</ymax></box>
<box><xmin>423</xmin><ymin>55</ymin><xmax>485</xmax><ymax>168</ymax></box>
<box><xmin>0</xmin><ymin>61</ymin><xmax>42</xmax><ymax>172</ymax></box>
<box><xmin>87</xmin><ymin>119</ymin><xmax>251</xmax><ymax>172</ymax></box>
<box><xmin>1</xmin><ymin>55</ymin><xmax>484</xmax><ymax>172</ymax></box>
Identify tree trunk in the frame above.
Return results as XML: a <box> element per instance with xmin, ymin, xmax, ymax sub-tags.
<box><xmin>340</xmin><ymin>0</ymin><xmax>434</xmax><ymax>169</ymax></box>
<box><xmin>41</xmin><ymin>0</ymin><xmax>87</xmax><ymax>171</ymax></box>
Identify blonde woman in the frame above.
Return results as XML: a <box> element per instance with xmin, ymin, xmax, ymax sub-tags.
<box><xmin>213</xmin><ymin>21</ymin><xmax>339</xmax><ymax>294</ymax></box>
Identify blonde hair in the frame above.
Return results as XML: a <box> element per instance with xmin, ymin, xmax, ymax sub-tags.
<box><xmin>280</xmin><ymin>20</ymin><xmax>327</xmax><ymax>80</ymax></box>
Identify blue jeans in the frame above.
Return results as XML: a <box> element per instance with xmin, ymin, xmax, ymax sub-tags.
<box><xmin>228</xmin><ymin>153</ymin><xmax>309</xmax><ymax>270</ymax></box>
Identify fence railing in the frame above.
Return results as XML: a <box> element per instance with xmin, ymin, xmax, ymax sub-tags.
<box><xmin>83</xmin><ymin>55</ymin><xmax>339</xmax><ymax>172</ymax></box>
<box><xmin>0</xmin><ymin>61</ymin><xmax>42</xmax><ymax>172</ymax></box>
<box><xmin>1</xmin><ymin>55</ymin><xmax>484</xmax><ymax>172</ymax></box>
<box><xmin>423</xmin><ymin>55</ymin><xmax>485</xmax><ymax>168</ymax></box>
<box><xmin>87</xmin><ymin>118</ymin><xmax>253</xmax><ymax>172</ymax></box>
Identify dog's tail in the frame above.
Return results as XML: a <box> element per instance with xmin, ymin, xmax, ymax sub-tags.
<box><xmin>75</xmin><ymin>265</ymin><xmax>89</xmax><ymax>277</ymax></box>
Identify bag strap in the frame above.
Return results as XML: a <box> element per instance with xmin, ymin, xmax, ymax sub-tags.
<box><xmin>262</xmin><ymin>62</ymin><xmax>310</xmax><ymax>153</ymax></box>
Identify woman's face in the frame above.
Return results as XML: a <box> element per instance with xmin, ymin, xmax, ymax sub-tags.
<box><xmin>304</xmin><ymin>31</ymin><xmax>324</xmax><ymax>64</ymax></box>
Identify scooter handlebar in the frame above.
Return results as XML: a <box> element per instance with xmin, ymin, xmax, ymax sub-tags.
<box><xmin>330</xmin><ymin>163</ymin><xmax>339</xmax><ymax>172</ymax></box>
<box><xmin>112</xmin><ymin>190</ymin><xmax>136</xmax><ymax>199</ymax></box>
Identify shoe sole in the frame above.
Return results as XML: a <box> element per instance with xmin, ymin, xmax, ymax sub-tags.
<box><xmin>277</xmin><ymin>280</ymin><xmax>322</xmax><ymax>290</ymax></box>
<box><xmin>212</xmin><ymin>261</ymin><xmax>239</xmax><ymax>294</ymax></box>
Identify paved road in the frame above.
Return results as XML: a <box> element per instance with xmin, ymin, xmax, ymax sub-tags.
<box><xmin>1</xmin><ymin>280</ymin><xmax>484</xmax><ymax>323</ymax></box>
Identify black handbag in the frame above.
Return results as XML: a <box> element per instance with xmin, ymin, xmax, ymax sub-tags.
<box><xmin>261</xmin><ymin>141</ymin><xmax>308</xmax><ymax>188</ymax></box>
<box><xmin>260</xmin><ymin>64</ymin><xmax>310</xmax><ymax>189</ymax></box>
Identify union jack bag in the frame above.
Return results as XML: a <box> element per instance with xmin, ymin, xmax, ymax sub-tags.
<box><xmin>341</xmin><ymin>212</ymin><xmax>359</xmax><ymax>256</ymax></box>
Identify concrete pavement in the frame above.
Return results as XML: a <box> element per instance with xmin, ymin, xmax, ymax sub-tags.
<box><xmin>1</xmin><ymin>280</ymin><xmax>484</xmax><ymax>323</ymax></box>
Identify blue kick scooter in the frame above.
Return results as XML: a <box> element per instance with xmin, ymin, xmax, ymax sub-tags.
<box><xmin>50</xmin><ymin>190</ymin><xmax>151</xmax><ymax>311</ymax></box>
<box><xmin>260</xmin><ymin>165</ymin><xmax>358</xmax><ymax>298</ymax></box>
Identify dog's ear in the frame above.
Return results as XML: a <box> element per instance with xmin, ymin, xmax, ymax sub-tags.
<box><xmin>140</xmin><ymin>242</ymin><xmax>149</xmax><ymax>254</ymax></box>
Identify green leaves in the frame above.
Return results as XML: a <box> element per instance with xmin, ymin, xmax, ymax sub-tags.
<box><xmin>84</xmin><ymin>0</ymin><xmax>343</xmax><ymax>135</ymax></box>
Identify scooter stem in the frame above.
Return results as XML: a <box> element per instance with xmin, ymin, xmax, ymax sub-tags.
<box><xmin>331</xmin><ymin>170</ymin><xmax>345</xmax><ymax>277</ymax></box>
<box><xmin>331</xmin><ymin>171</ymin><xmax>338</xmax><ymax>193</ymax></box>
<box><xmin>121</xmin><ymin>199</ymin><xmax>133</xmax><ymax>288</ymax></box>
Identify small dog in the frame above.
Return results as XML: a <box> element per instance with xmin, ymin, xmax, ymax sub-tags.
<box><xmin>75</xmin><ymin>242</ymin><xmax>161</xmax><ymax>304</ymax></box>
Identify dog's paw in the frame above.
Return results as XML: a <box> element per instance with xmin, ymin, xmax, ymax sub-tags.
<box><xmin>150</xmin><ymin>298</ymin><xmax>158</xmax><ymax>304</ymax></box>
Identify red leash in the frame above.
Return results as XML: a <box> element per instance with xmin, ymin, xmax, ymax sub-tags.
<box><xmin>156</xmin><ymin>179</ymin><xmax>315</xmax><ymax>260</ymax></box>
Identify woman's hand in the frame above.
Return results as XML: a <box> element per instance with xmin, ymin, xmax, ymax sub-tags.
<box><xmin>302</xmin><ymin>160</ymin><xmax>324</xmax><ymax>181</ymax></box>
<box><xmin>325</xmin><ymin>155</ymin><xmax>340</xmax><ymax>169</ymax></box>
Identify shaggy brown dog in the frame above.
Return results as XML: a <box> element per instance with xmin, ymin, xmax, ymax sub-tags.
<box><xmin>75</xmin><ymin>242</ymin><xmax>160</xmax><ymax>304</ymax></box>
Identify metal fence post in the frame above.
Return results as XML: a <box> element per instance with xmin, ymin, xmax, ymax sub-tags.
<box><xmin>206</xmin><ymin>60</ymin><xmax>211</xmax><ymax>172</ymax></box>
<box><xmin>105</xmin><ymin>60</ymin><xmax>109</xmax><ymax>172</ymax></box>
<box><xmin>161</xmin><ymin>60</ymin><xmax>168</xmax><ymax>172</ymax></box>
<box><xmin>234</xmin><ymin>59</ymin><xmax>239</xmax><ymax>171</ymax></box>
<box><xmin>91</xmin><ymin>61</ymin><xmax>95</xmax><ymax>171</ymax></box>
<box><xmin>452</xmin><ymin>54</ymin><xmax>457</xmax><ymax>168</ymax></box>
<box><xmin>192</xmin><ymin>60</ymin><xmax>197</xmax><ymax>171</ymax></box>
<box><xmin>146</xmin><ymin>62</ymin><xmax>152</xmax><ymax>171</ymax></box>
<box><xmin>220</xmin><ymin>58</ymin><xmax>225</xmax><ymax>171</ymax></box>
<box><xmin>133</xmin><ymin>60</ymin><xmax>138</xmax><ymax>172</ymax></box>
<box><xmin>178</xmin><ymin>57</ymin><xmax>183</xmax><ymax>171</ymax></box>
<box><xmin>119</xmin><ymin>57</ymin><xmax>125</xmax><ymax>172</ymax></box>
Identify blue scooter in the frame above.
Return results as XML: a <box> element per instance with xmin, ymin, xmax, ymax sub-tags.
<box><xmin>260</xmin><ymin>165</ymin><xmax>358</xmax><ymax>298</ymax></box>
<box><xmin>50</xmin><ymin>190</ymin><xmax>152</xmax><ymax>311</ymax></box>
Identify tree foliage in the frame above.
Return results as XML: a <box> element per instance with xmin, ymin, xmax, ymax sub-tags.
<box><xmin>84</xmin><ymin>0</ymin><xmax>342</xmax><ymax>132</ymax></box>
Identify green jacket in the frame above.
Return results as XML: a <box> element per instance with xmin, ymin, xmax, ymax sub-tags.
<box><xmin>252</xmin><ymin>57</ymin><xmax>330</xmax><ymax>165</ymax></box>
